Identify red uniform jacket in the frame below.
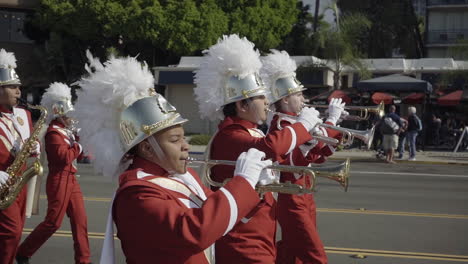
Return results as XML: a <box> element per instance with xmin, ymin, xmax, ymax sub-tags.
<box><xmin>45</xmin><ymin>120</ymin><xmax>82</xmax><ymax>175</ymax></box>
<box><xmin>269</xmin><ymin>112</ymin><xmax>328</xmax><ymax>264</ymax></box>
<box><xmin>112</xmin><ymin>156</ymin><xmax>260</xmax><ymax>264</ymax></box>
<box><xmin>0</xmin><ymin>106</ymin><xmax>33</xmax><ymax>264</ymax></box>
<box><xmin>210</xmin><ymin>116</ymin><xmax>312</xmax><ymax>263</ymax></box>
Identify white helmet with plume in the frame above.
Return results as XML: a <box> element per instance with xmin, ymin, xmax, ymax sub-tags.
<box><xmin>73</xmin><ymin>51</ymin><xmax>187</xmax><ymax>178</ymax></box>
<box><xmin>194</xmin><ymin>34</ymin><xmax>269</xmax><ymax>121</ymax></box>
<box><xmin>41</xmin><ymin>82</ymin><xmax>74</xmax><ymax>123</ymax></box>
<box><xmin>260</xmin><ymin>50</ymin><xmax>305</xmax><ymax>104</ymax></box>
<box><xmin>0</xmin><ymin>49</ymin><xmax>21</xmax><ymax>86</ymax></box>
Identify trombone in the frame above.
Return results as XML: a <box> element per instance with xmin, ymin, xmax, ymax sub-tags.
<box><xmin>304</xmin><ymin>101</ymin><xmax>385</xmax><ymax>121</ymax></box>
<box><xmin>188</xmin><ymin>158</ymin><xmax>350</xmax><ymax>193</ymax></box>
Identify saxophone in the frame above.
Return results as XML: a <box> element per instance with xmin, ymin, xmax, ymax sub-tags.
<box><xmin>0</xmin><ymin>101</ymin><xmax>47</xmax><ymax>210</ymax></box>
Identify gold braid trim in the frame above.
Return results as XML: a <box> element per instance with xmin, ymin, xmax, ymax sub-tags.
<box><xmin>141</xmin><ymin>113</ymin><xmax>180</xmax><ymax>135</ymax></box>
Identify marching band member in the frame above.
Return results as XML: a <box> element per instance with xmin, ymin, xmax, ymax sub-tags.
<box><xmin>0</xmin><ymin>49</ymin><xmax>39</xmax><ymax>264</ymax></box>
<box><xmin>73</xmin><ymin>52</ymin><xmax>272</xmax><ymax>264</ymax></box>
<box><xmin>260</xmin><ymin>50</ymin><xmax>346</xmax><ymax>264</ymax></box>
<box><xmin>16</xmin><ymin>83</ymin><xmax>91</xmax><ymax>264</ymax></box>
<box><xmin>193</xmin><ymin>35</ymin><xmax>323</xmax><ymax>263</ymax></box>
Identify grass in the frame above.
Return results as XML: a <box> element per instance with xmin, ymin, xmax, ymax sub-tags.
<box><xmin>189</xmin><ymin>134</ymin><xmax>212</xmax><ymax>145</ymax></box>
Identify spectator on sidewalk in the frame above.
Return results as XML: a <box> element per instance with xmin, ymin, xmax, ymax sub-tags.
<box><xmin>430</xmin><ymin>114</ymin><xmax>441</xmax><ymax>146</ymax></box>
<box><xmin>380</xmin><ymin>105</ymin><xmax>402</xmax><ymax>164</ymax></box>
<box><xmin>406</xmin><ymin>106</ymin><xmax>422</xmax><ymax>161</ymax></box>
<box><xmin>397</xmin><ymin>117</ymin><xmax>408</xmax><ymax>159</ymax></box>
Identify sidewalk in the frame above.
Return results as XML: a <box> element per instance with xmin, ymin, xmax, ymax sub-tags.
<box><xmin>189</xmin><ymin>145</ymin><xmax>468</xmax><ymax>166</ymax></box>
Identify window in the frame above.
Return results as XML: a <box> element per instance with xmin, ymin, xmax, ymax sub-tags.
<box><xmin>0</xmin><ymin>9</ymin><xmax>33</xmax><ymax>43</ymax></box>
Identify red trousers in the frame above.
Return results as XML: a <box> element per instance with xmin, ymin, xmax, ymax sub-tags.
<box><xmin>276</xmin><ymin>175</ymin><xmax>327</xmax><ymax>264</ymax></box>
<box><xmin>17</xmin><ymin>170</ymin><xmax>90</xmax><ymax>264</ymax></box>
<box><xmin>0</xmin><ymin>186</ymin><xmax>27</xmax><ymax>264</ymax></box>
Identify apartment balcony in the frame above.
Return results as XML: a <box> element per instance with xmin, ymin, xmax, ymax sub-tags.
<box><xmin>427</xmin><ymin>0</ymin><xmax>468</xmax><ymax>8</ymax></box>
<box><xmin>427</xmin><ymin>30</ymin><xmax>468</xmax><ymax>45</ymax></box>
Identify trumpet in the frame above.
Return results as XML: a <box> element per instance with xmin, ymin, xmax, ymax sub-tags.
<box><xmin>267</xmin><ymin>109</ymin><xmax>341</xmax><ymax>146</ymax></box>
<box><xmin>187</xmin><ymin>158</ymin><xmax>350</xmax><ymax>193</ymax></box>
<box><xmin>304</xmin><ymin>101</ymin><xmax>385</xmax><ymax>121</ymax></box>
<box><xmin>269</xmin><ymin>110</ymin><xmax>374</xmax><ymax>148</ymax></box>
<box><xmin>319</xmin><ymin>123</ymin><xmax>375</xmax><ymax>149</ymax></box>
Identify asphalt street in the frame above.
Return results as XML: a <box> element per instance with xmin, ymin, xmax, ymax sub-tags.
<box><xmin>19</xmin><ymin>158</ymin><xmax>468</xmax><ymax>264</ymax></box>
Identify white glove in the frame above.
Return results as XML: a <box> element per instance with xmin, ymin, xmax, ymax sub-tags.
<box><xmin>258</xmin><ymin>166</ymin><xmax>280</xmax><ymax>186</ymax></box>
<box><xmin>337</xmin><ymin>110</ymin><xmax>349</xmax><ymax>124</ymax></box>
<box><xmin>234</xmin><ymin>148</ymin><xmax>272</xmax><ymax>189</ymax></box>
<box><xmin>30</xmin><ymin>141</ymin><xmax>41</xmax><ymax>156</ymax></box>
<box><xmin>299</xmin><ymin>140</ymin><xmax>318</xmax><ymax>156</ymax></box>
<box><xmin>297</xmin><ymin>107</ymin><xmax>323</xmax><ymax>132</ymax></box>
<box><xmin>0</xmin><ymin>171</ymin><xmax>9</xmax><ymax>187</ymax></box>
<box><xmin>327</xmin><ymin>98</ymin><xmax>346</xmax><ymax>125</ymax></box>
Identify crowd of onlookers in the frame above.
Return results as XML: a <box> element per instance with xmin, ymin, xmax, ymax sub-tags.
<box><xmin>364</xmin><ymin>106</ymin><xmax>468</xmax><ymax>163</ymax></box>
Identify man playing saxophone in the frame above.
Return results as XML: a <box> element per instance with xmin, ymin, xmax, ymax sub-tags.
<box><xmin>260</xmin><ymin>50</ymin><xmax>346</xmax><ymax>264</ymax></box>
<box><xmin>16</xmin><ymin>83</ymin><xmax>91</xmax><ymax>264</ymax></box>
<box><xmin>0</xmin><ymin>49</ymin><xmax>41</xmax><ymax>264</ymax></box>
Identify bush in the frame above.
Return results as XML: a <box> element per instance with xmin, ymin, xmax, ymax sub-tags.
<box><xmin>189</xmin><ymin>134</ymin><xmax>212</xmax><ymax>145</ymax></box>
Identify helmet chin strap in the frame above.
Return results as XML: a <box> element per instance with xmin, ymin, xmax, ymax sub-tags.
<box><xmin>147</xmin><ymin>136</ymin><xmax>176</xmax><ymax>175</ymax></box>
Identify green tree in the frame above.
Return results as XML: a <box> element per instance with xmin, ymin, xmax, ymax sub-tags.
<box><xmin>314</xmin><ymin>3</ymin><xmax>372</xmax><ymax>90</ymax></box>
<box><xmin>218</xmin><ymin>0</ymin><xmax>299</xmax><ymax>51</ymax></box>
<box><xmin>29</xmin><ymin>0</ymin><xmax>299</xmax><ymax>82</ymax></box>
<box><xmin>338</xmin><ymin>0</ymin><xmax>424</xmax><ymax>58</ymax></box>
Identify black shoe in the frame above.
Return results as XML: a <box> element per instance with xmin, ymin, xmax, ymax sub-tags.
<box><xmin>16</xmin><ymin>255</ymin><xmax>30</xmax><ymax>264</ymax></box>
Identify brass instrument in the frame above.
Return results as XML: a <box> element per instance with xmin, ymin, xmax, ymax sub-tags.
<box><xmin>188</xmin><ymin>158</ymin><xmax>350</xmax><ymax>193</ymax></box>
<box><xmin>0</xmin><ymin>102</ymin><xmax>47</xmax><ymax>210</ymax></box>
<box><xmin>304</xmin><ymin>101</ymin><xmax>385</xmax><ymax>121</ymax></box>
<box><xmin>267</xmin><ymin>109</ymin><xmax>341</xmax><ymax>146</ymax></box>
<box><xmin>319</xmin><ymin>123</ymin><xmax>375</xmax><ymax>149</ymax></box>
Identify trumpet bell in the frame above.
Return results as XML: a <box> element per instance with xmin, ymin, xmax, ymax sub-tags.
<box><xmin>310</xmin><ymin>158</ymin><xmax>350</xmax><ymax>192</ymax></box>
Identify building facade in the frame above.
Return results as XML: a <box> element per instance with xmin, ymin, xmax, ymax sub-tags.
<box><xmin>426</xmin><ymin>0</ymin><xmax>468</xmax><ymax>58</ymax></box>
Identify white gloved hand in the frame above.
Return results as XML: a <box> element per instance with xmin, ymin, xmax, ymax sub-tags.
<box><xmin>30</xmin><ymin>141</ymin><xmax>41</xmax><ymax>156</ymax></box>
<box><xmin>337</xmin><ymin>110</ymin><xmax>349</xmax><ymax>124</ymax></box>
<box><xmin>299</xmin><ymin>139</ymin><xmax>318</xmax><ymax>156</ymax></box>
<box><xmin>297</xmin><ymin>107</ymin><xmax>323</xmax><ymax>131</ymax></box>
<box><xmin>0</xmin><ymin>171</ymin><xmax>9</xmax><ymax>187</ymax></box>
<box><xmin>258</xmin><ymin>166</ymin><xmax>280</xmax><ymax>186</ymax></box>
<box><xmin>234</xmin><ymin>148</ymin><xmax>273</xmax><ymax>189</ymax></box>
<box><xmin>327</xmin><ymin>98</ymin><xmax>346</xmax><ymax>125</ymax></box>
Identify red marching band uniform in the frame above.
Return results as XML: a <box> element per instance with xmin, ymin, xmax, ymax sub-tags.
<box><xmin>17</xmin><ymin>119</ymin><xmax>91</xmax><ymax>264</ymax></box>
<box><xmin>269</xmin><ymin>112</ymin><xmax>339</xmax><ymax>264</ymax></box>
<box><xmin>193</xmin><ymin>36</ymin><xmax>326</xmax><ymax>263</ymax></box>
<box><xmin>210</xmin><ymin>116</ymin><xmax>313</xmax><ymax>263</ymax></box>
<box><xmin>0</xmin><ymin>106</ymin><xmax>33</xmax><ymax>264</ymax></box>
<box><xmin>260</xmin><ymin>49</ymin><xmax>346</xmax><ymax>264</ymax></box>
<box><xmin>113</xmin><ymin>157</ymin><xmax>260</xmax><ymax>264</ymax></box>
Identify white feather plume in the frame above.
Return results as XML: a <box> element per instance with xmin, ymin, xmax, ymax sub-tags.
<box><xmin>72</xmin><ymin>51</ymin><xmax>154</xmax><ymax>178</ymax></box>
<box><xmin>0</xmin><ymin>49</ymin><xmax>17</xmax><ymax>68</ymax></box>
<box><xmin>194</xmin><ymin>34</ymin><xmax>262</xmax><ymax>121</ymax></box>
<box><xmin>260</xmin><ymin>49</ymin><xmax>297</xmax><ymax>91</ymax></box>
<box><xmin>40</xmin><ymin>82</ymin><xmax>72</xmax><ymax>123</ymax></box>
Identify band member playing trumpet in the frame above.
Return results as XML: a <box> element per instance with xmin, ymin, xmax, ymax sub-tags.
<box><xmin>194</xmin><ymin>35</ymin><xmax>323</xmax><ymax>263</ymax></box>
<box><xmin>0</xmin><ymin>49</ymin><xmax>40</xmax><ymax>264</ymax></box>
<box><xmin>16</xmin><ymin>83</ymin><xmax>91</xmax><ymax>264</ymax></box>
<box><xmin>73</xmin><ymin>53</ymin><xmax>273</xmax><ymax>264</ymax></box>
<box><xmin>260</xmin><ymin>50</ymin><xmax>347</xmax><ymax>264</ymax></box>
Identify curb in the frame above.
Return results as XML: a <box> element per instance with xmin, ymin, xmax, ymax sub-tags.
<box><xmin>328</xmin><ymin>156</ymin><xmax>468</xmax><ymax>166</ymax></box>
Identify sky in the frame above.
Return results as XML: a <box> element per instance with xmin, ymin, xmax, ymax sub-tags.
<box><xmin>302</xmin><ymin>0</ymin><xmax>336</xmax><ymax>24</ymax></box>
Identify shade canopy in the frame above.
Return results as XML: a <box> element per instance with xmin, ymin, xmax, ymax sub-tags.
<box><xmin>328</xmin><ymin>90</ymin><xmax>352</xmax><ymax>104</ymax></box>
<box><xmin>357</xmin><ymin>74</ymin><xmax>433</xmax><ymax>93</ymax></box>
<box><xmin>403</xmin><ymin>93</ymin><xmax>425</xmax><ymax>104</ymax></box>
<box><xmin>437</xmin><ymin>90</ymin><xmax>468</xmax><ymax>106</ymax></box>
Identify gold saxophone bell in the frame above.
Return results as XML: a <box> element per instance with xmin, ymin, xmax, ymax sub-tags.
<box><xmin>188</xmin><ymin>158</ymin><xmax>350</xmax><ymax>193</ymax></box>
<box><xmin>304</xmin><ymin>101</ymin><xmax>385</xmax><ymax>121</ymax></box>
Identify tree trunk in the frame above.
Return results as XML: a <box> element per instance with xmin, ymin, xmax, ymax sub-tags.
<box><xmin>313</xmin><ymin>0</ymin><xmax>320</xmax><ymax>33</ymax></box>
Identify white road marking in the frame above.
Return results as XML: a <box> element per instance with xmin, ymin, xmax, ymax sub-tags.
<box><xmin>353</xmin><ymin>171</ymin><xmax>468</xmax><ymax>178</ymax></box>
